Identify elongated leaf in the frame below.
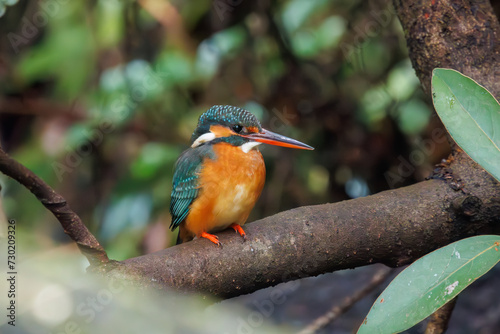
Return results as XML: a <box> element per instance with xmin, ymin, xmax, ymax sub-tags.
<box><xmin>357</xmin><ymin>235</ymin><xmax>500</xmax><ymax>334</ymax></box>
<box><xmin>431</xmin><ymin>68</ymin><xmax>500</xmax><ymax>181</ymax></box>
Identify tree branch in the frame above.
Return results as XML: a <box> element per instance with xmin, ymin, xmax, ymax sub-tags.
<box><xmin>0</xmin><ymin>146</ymin><xmax>109</xmax><ymax>266</ymax></box>
<box><xmin>107</xmin><ymin>152</ymin><xmax>499</xmax><ymax>298</ymax></box>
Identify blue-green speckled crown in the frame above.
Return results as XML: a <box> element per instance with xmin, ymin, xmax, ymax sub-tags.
<box><xmin>190</xmin><ymin>105</ymin><xmax>262</xmax><ymax>144</ymax></box>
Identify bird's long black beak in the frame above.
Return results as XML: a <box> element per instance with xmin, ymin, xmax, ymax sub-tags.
<box><xmin>243</xmin><ymin>129</ymin><xmax>314</xmax><ymax>150</ymax></box>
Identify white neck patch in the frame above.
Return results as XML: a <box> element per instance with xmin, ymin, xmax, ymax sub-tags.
<box><xmin>191</xmin><ymin>132</ymin><xmax>216</xmax><ymax>148</ymax></box>
<box><xmin>240</xmin><ymin>141</ymin><xmax>262</xmax><ymax>153</ymax></box>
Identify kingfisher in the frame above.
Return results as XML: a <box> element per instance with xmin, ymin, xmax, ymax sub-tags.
<box><xmin>169</xmin><ymin>105</ymin><xmax>313</xmax><ymax>246</ymax></box>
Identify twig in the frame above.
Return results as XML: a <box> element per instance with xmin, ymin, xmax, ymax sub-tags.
<box><xmin>424</xmin><ymin>297</ymin><xmax>458</xmax><ymax>334</ymax></box>
<box><xmin>0</xmin><ymin>146</ymin><xmax>109</xmax><ymax>266</ymax></box>
<box><xmin>298</xmin><ymin>267</ymin><xmax>394</xmax><ymax>334</ymax></box>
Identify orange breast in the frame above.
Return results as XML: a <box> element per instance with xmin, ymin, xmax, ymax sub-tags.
<box><xmin>185</xmin><ymin>143</ymin><xmax>266</xmax><ymax>237</ymax></box>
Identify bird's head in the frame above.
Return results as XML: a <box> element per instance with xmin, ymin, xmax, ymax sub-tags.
<box><xmin>191</xmin><ymin>105</ymin><xmax>313</xmax><ymax>153</ymax></box>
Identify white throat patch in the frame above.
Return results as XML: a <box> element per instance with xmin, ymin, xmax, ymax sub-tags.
<box><xmin>240</xmin><ymin>141</ymin><xmax>262</xmax><ymax>153</ymax></box>
<box><xmin>191</xmin><ymin>132</ymin><xmax>216</xmax><ymax>148</ymax></box>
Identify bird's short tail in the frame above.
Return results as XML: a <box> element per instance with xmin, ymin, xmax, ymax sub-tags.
<box><xmin>175</xmin><ymin>226</ymin><xmax>195</xmax><ymax>245</ymax></box>
<box><xmin>176</xmin><ymin>232</ymin><xmax>183</xmax><ymax>245</ymax></box>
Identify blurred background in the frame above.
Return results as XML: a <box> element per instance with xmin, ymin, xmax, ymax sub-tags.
<box><xmin>1</xmin><ymin>0</ymin><xmax>498</xmax><ymax>333</ymax></box>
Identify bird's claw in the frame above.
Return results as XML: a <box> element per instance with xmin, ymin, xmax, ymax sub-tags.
<box><xmin>200</xmin><ymin>231</ymin><xmax>223</xmax><ymax>247</ymax></box>
<box><xmin>229</xmin><ymin>223</ymin><xmax>247</xmax><ymax>242</ymax></box>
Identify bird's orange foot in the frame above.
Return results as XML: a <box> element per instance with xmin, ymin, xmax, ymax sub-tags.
<box><xmin>229</xmin><ymin>223</ymin><xmax>247</xmax><ymax>241</ymax></box>
<box><xmin>200</xmin><ymin>232</ymin><xmax>222</xmax><ymax>247</ymax></box>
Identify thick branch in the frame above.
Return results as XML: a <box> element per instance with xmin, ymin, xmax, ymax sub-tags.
<box><xmin>0</xmin><ymin>147</ymin><xmax>109</xmax><ymax>266</ymax></box>
<box><xmin>108</xmin><ymin>153</ymin><xmax>500</xmax><ymax>298</ymax></box>
<box><xmin>393</xmin><ymin>0</ymin><xmax>499</xmax><ymax>98</ymax></box>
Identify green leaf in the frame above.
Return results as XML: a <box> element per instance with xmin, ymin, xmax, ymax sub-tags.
<box><xmin>431</xmin><ymin>68</ymin><xmax>500</xmax><ymax>181</ymax></box>
<box><xmin>358</xmin><ymin>235</ymin><xmax>500</xmax><ymax>334</ymax></box>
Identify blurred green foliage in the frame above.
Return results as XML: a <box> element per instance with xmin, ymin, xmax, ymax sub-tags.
<box><xmin>0</xmin><ymin>244</ymin><xmax>288</xmax><ymax>333</ymax></box>
<box><xmin>0</xmin><ymin>0</ymin><xmax>442</xmax><ymax>263</ymax></box>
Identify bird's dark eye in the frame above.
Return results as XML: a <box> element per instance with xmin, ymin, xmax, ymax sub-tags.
<box><xmin>232</xmin><ymin>124</ymin><xmax>243</xmax><ymax>133</ymax></box>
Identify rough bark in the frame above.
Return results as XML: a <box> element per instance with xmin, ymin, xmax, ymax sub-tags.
<box><xmin>393</xmin><ymin>0</ymin><xmax>499</xmax><ymax>98</ymax></box>
<box><xmin>394</xmin><ymin>1</ymin><xmax>500</xmax><ymax>327</ymax></box>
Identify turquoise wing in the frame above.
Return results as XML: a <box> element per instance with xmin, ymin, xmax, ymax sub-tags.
<box><xmin>169</xmin><ymin>146</ymin><xmax>214</xmax><ymax>230</ymax></box>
